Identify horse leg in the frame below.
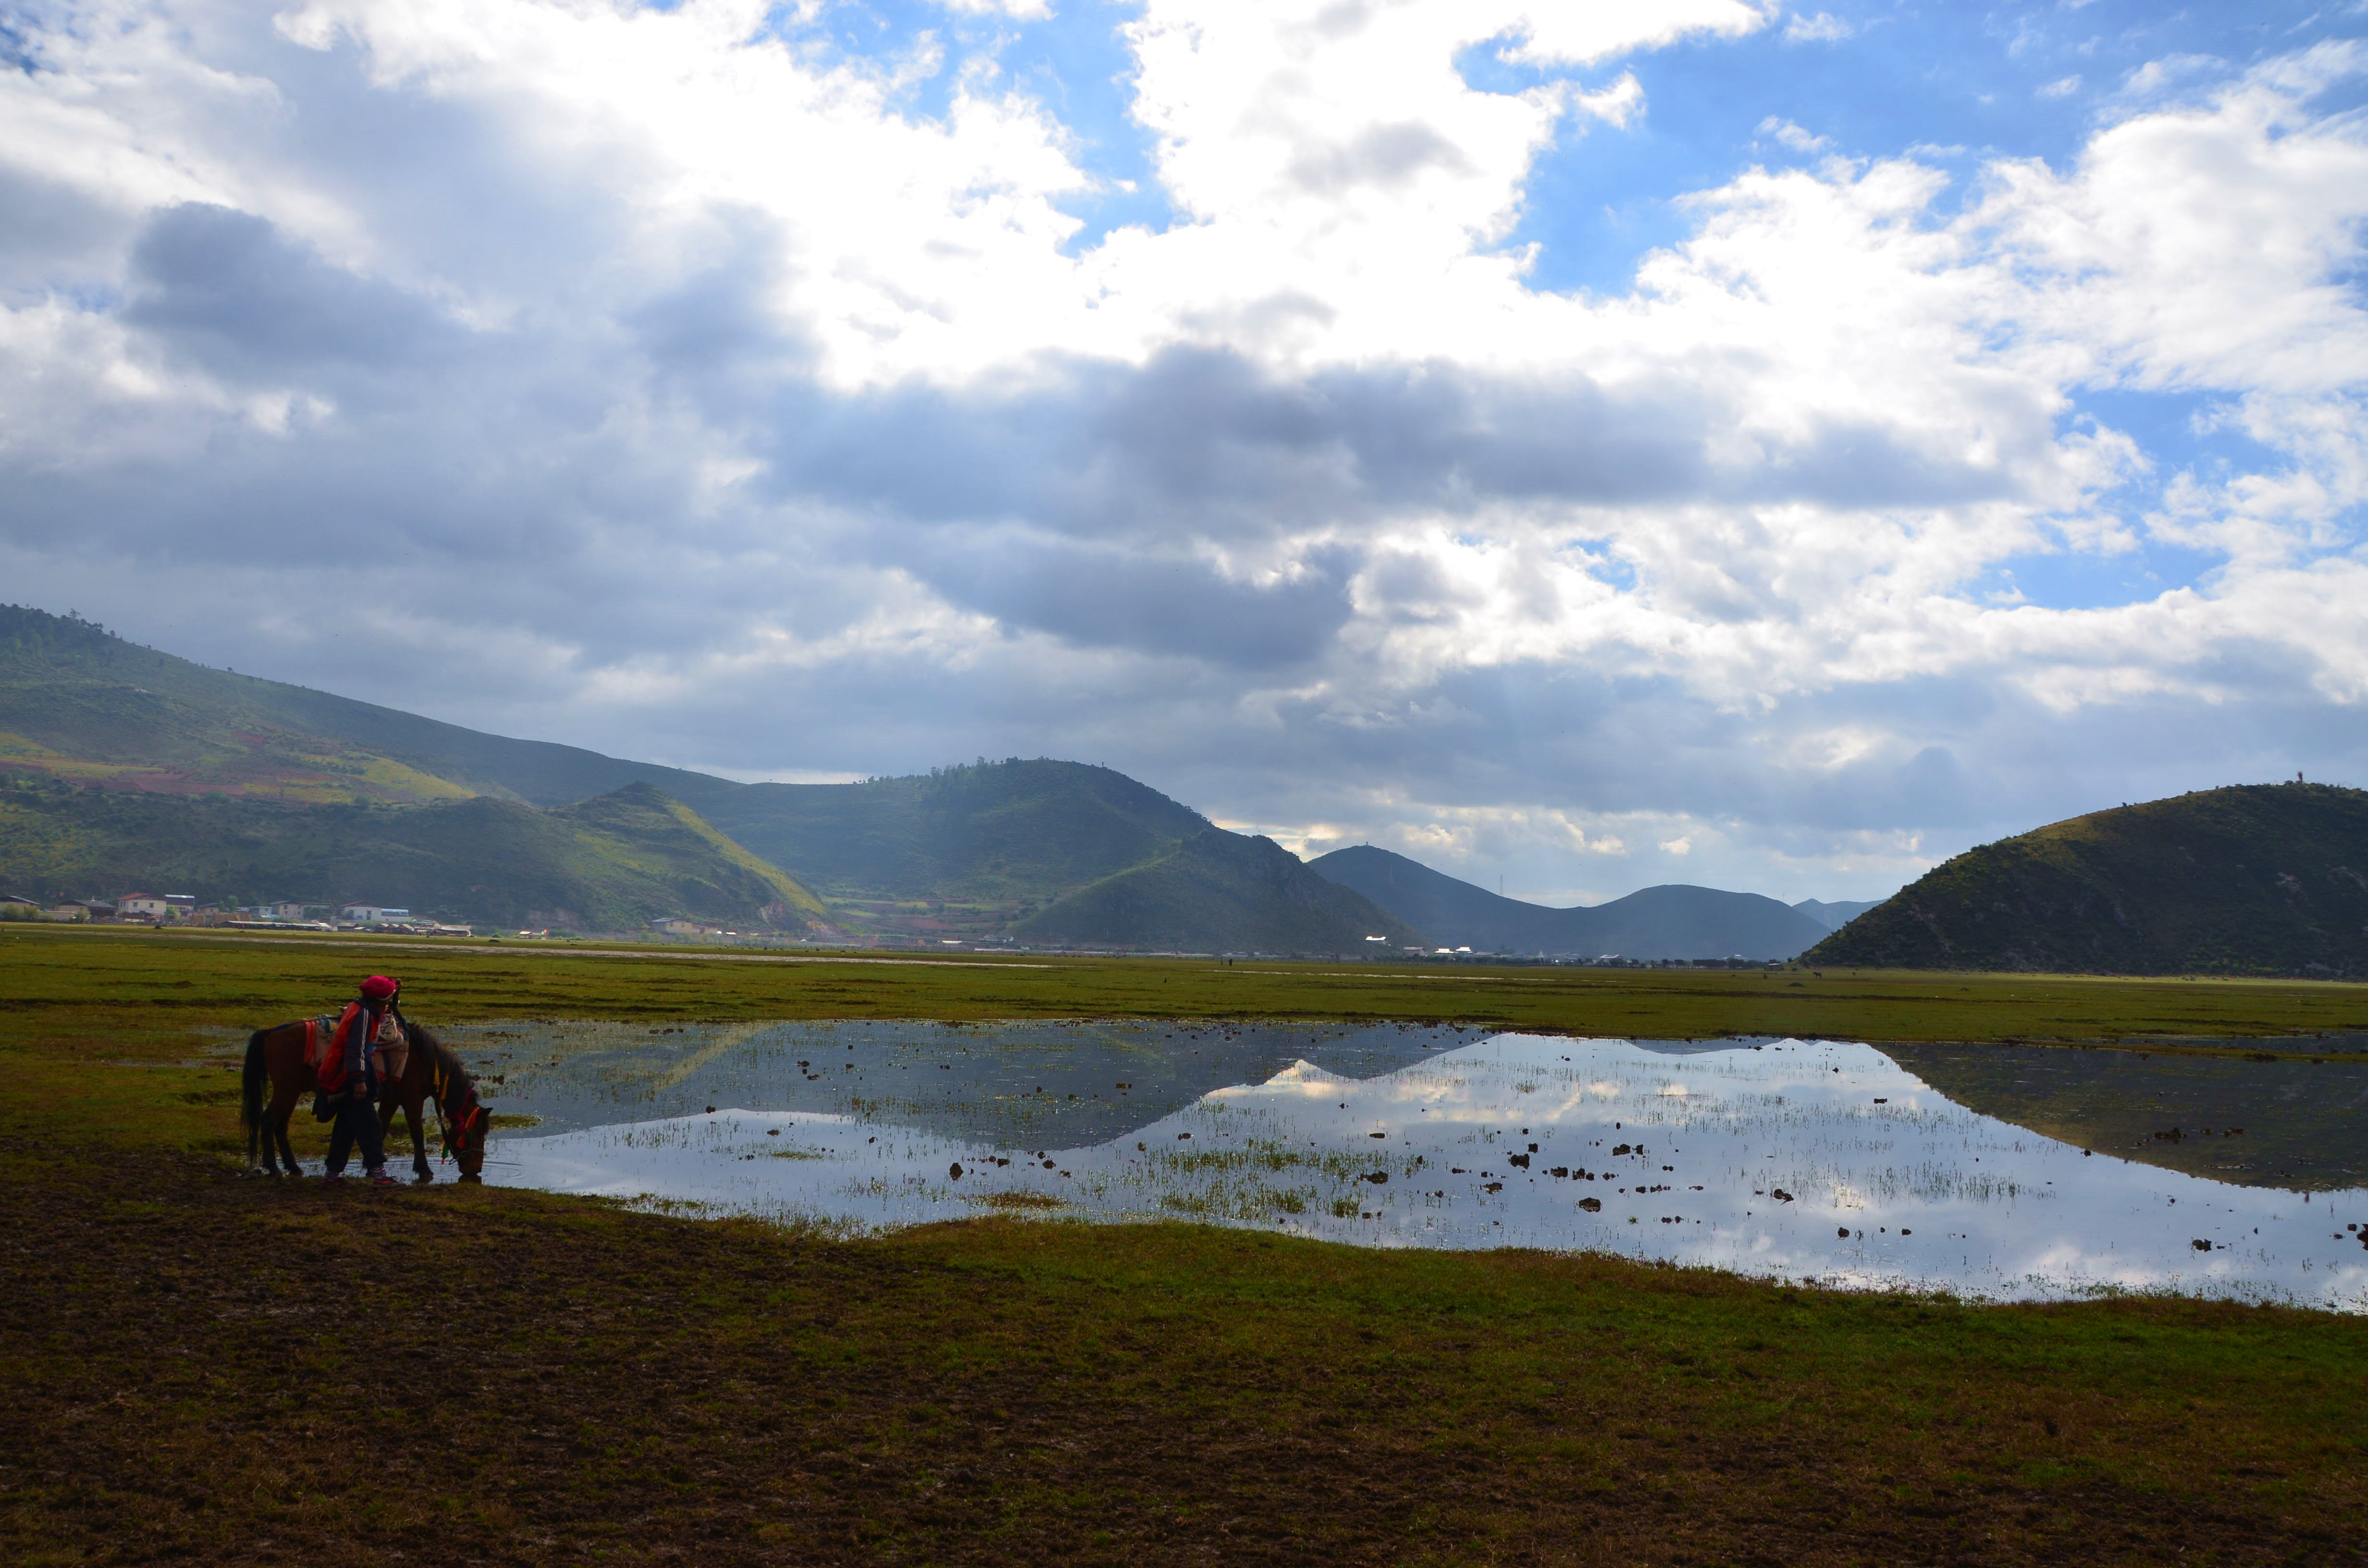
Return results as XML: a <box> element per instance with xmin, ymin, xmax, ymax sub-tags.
<box><xmin>271</xmin><ymin>1057</ymin><xmax>306</xmax><ymax>1178</ymax></box>
<box><xmin>261</xmin><ymin>1084</ymin><xmax>294</xmax><ymax>1176</ymax></box>
<box><xmin>278</xmin><ymin>1098</ymin><xmax>304</xmax><ymax>1178</ymax></box>
<box><xmin>380</xmin><ymin>1091</ymin><xmax>431</xmax><ymax>1183</ymax></box>
<box><xmin>406</xmin><ymin>1093</ymin><xmax>432</xmax><ymax>1181</ymax></box>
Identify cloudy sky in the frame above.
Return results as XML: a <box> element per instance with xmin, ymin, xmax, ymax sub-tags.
<box><xmin>3</xmin><ymin>0</ymin><xmax>2366</xmax><ymax>905</ymax></box>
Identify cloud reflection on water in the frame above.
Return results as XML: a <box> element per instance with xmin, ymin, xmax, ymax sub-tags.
<box><xmin>468</xmin><ymin>1024</ymin><xmax>2368</xmax><ymax>1311</ymax></box>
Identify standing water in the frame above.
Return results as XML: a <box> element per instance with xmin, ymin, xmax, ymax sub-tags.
<box><xmin>447</xmin><ymin>1020</ymin><xmax>2368</xmax><ymax>1310</ymax></box>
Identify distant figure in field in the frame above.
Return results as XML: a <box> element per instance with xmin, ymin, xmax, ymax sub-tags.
<box><xmin>318</xmin><ymin>975</ymin><xmax>404</xmax><ymax>1187</ymax></box>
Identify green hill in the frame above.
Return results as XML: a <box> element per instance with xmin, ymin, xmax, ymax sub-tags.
<box><xmin>1010</xmin><ymin>829</ymin><xmax>1426</xmax><ymax>953</ymax></box>
<box><xmin>0</xmin><ymin>604</ymin><xmax>730</xmax><ymax>808</ymax></box>
<box><xmin>696</xmin><ymin>760</ymin><xmax>1213</xmax><ymax>905</ymax></box>
<box><xmin>0</xmin><ymin>608</ymin><xmax>1212</xmax><ymax>920</ymax></box>
<box><xmin>1806</xmin><ymin>783</ymin><xmax>2368</xmax><ymax>976</ymax></box>
<box><xmin>0</xmin><ymin>773</ymin><xmax>823</xmax><ymax>932</ymax></box>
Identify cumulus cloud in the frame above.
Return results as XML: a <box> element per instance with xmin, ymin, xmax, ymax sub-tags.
<box><xmin>0</xmin><ymin>0</ymin><xmax>2363</xmax><ymax>903</ymax></box>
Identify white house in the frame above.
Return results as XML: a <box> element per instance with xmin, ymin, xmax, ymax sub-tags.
<box><xmin>117</xmin><ymin>893</ymin><xmax>195</xmax><ymax>919</ymax></box>
<box><xmin>337</xmin><ymin>903</ymin><xmax>411</xmax><ymax>924</ymax></box>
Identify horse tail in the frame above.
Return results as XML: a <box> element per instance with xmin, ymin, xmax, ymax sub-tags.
<box><xmin>241</xmin><ymin>1028</ymin><xmax>271</xmax><ymax>1164</ymax></box>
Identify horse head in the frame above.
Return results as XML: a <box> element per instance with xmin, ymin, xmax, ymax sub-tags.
<box><xmin>443</xmin><ymin>1091</ymin><xmax>490</xmax><ymax>1182</ymax></box>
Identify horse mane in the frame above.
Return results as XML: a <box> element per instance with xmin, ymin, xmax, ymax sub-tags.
<box><xmin>402</xmin><ymin>1019</ymin><xmax>480</xmax><ymax>1114</ymax></box>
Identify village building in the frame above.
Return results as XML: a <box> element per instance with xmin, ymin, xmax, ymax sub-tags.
<box><xmin>336</xmin><ymin>902</ymin><xmax>410</xmax><ymax>924</ymax></box>
<box><xmin>117</xmin><ymin>893</ymin><xmax>196</xmax><ymax>920</ymax></box>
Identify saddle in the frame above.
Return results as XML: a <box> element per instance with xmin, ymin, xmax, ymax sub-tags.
<box><xmin>305</xmin><ymin>1012</ymin><xmax>409</xmax><ymax>1098</ymax></box>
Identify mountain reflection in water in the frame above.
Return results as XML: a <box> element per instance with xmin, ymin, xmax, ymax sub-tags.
<box><xmin>450</xmin><ymin>1021</ymin><xmax>2368</xmax><ymax>1311</ymax></box>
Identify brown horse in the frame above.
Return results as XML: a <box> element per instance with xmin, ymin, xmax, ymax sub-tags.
<box><xmin>241</xmin><ymin>1014</ymin><xmax>489</xmax><ymax>1182</ymax></box>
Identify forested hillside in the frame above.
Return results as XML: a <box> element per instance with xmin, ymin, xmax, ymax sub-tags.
<box><xmin>1012</xmin><ymin>830</ymin><xmax>1423</xmax><ymax>953</ymax></box>
<box><xmin>0</xmin><ymin>773</ymin><xmax>821</xmax><ymax>932</ymax></box>
<box><xmin>1807</xmin><ymin>783</ymin><xmax>2368</xmax><ymax>976</ymax></box>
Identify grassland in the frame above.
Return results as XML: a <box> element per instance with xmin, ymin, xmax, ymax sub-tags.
<box><xmin>4</xmin><ymin>924</ymin><xmax>2368</xmax><ymax>1566</ymax></box>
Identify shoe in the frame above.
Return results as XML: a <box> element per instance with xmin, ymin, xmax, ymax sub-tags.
<box><xmin>321</xmin><ymin>1175</ymin><xmax>346</xmax><ymax>1187</ymax></box>
<box><xmin>369</xmin><ymin>1172</ymin><xmax>399</xmax><ymax>1188</ymax></box>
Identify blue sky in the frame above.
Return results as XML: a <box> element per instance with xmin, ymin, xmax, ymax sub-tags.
<box><xmin>1</xmin><ymin>0</ymin><xmax>2365</xmax><ymax>903</ymax></box>
<box><xmin>798</xmin><ymin>0</ymin><xmax>2368</xmax><ymax>616</ymax></box>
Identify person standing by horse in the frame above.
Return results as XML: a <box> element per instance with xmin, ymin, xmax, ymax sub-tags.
<box><xmin>319</xmin><ymin>975</ymin><xmax>403</xmax><ymax>1187</ymax></box>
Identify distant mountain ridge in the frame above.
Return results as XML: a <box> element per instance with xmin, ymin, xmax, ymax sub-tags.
<box><xmin>1306</xmin><ymin>845</ymin><xmax>1837</xmax><ymax>959</ymax></box>
<box><xmin>1792</xmin><ymin>898</ymin><xmax>1886</xmax><ymax>931</ymax></box>
<box><xmin>2</xmin><ymin>603</ymin><xmax>1891</xmax><ymax>952</ymax></box>
<box><xmin>696</xmin><ymin>761</ymin><xmax>1214</xmax><ymax>906</ymax></box>
<box><xmin>1011</xmin><ymin>830</ymin><xmax>1424</xmax><ymax>954</ymax></box>
<box><xmin>1807</xmin><ymin>784</ymin><xmax>2368</xmax><ymax>976</ymax></box>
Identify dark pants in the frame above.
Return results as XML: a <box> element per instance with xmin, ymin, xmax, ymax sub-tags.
<box><xmin>324</xmin><ymin>1094</ymin><xmax>386</xmax><ymax>1176</ymax></box>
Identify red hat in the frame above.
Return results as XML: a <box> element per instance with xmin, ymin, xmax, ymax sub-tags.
<box><xmin>359</xmin><ymin>975</ymin><xmax>400</xmax><ymax>999</ymax></box>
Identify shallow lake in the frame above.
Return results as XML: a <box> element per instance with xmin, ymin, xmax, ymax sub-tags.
<box><xmin>449</xmin><ymin>1019</ymin><xmax>2368</xmax><ymax>1311</ymax></box>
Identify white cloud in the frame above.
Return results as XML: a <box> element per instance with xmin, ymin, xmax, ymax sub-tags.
<box><xmin>0</xmin><ymin>4</ymin><xmax>2363</xmax><ymax>903</ymax></box>
<box><xmin>1782</xmin><ymin>12</ymin><xmax>1854</xmax><ymax>45</ymax></box>
<box><xmin>937</xmin><ymin>0</ymin><xmax>1054</xmax><ymax>18</ymax></box>
<box><xmin>2038</xmin><ymin>74</ymin><xmax>2082</xmax><ymax>98</ymax></box>
<box><xmin>1755</xmin><ymin>115</ymin><xmax>1830</xmax><ymax>152</ymax></box>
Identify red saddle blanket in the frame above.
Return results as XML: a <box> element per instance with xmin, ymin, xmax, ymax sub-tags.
<box><xmin>307</xmin><ymin>1010</ymin><xmax>407</xmax><ymax>1092</ymax></box>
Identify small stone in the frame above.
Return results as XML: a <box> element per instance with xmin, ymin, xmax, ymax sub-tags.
<box><xmin>1838</xmin><ymin>1226</ymin><xmax>1850</xmax><ymax>1238</ymax></box>
<box><xmin>948</xmin><ymin>1162</ymin><xmax>964</xmax><ymax>1180</ymax></box>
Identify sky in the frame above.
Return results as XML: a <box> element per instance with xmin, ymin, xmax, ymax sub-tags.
<box><xmin>2</xmin><ymin>0</ymin><xmax>2366</xmax><ymax>906</ymax></box>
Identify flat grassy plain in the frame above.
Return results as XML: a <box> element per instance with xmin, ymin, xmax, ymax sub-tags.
<box><xmin>4</xmin><ymin>924</ymin><xmax>2368</xmax><ymax>1567</ymax></box>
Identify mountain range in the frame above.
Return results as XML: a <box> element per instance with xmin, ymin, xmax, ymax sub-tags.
<box><xmin>1307</xmin><ymin>845</ymin><xmax>1838</xmax><ymax>960</ymax></box>
<box><xmin>1</xmin><ymin>604</ymin><xmax>1875</xmax><ymax>954</ymax></box>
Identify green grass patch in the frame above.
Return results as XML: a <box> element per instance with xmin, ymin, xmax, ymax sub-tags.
<box><xmin>2</xmin><ymin>926</ymin><xmax>2366</xmax><ymax>1564</ymax></box>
